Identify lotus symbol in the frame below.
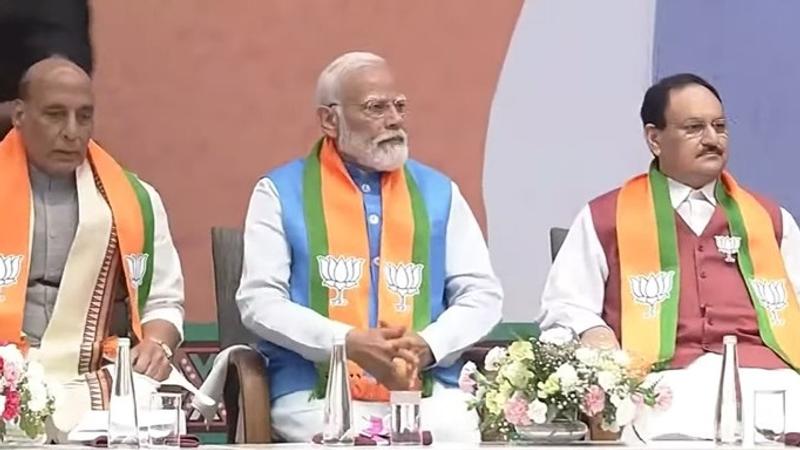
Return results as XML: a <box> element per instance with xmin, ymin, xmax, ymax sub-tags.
<box><xmin>628</xmin><ymin>271</ymin><xmax>675</xmax><ymax>318</ymax></box>
<box><xmin>0</xmin><ymin>254</ymin><xmax>23</xmax><ymax>301</ymax></box>
<box><xmin>317</xmin><ymin>255</ymin><xmax>364</xmax><ymax>306</ymax></box>
<box><xmin>125</xmin><ymin>253</ymin><xmax>149</xmax><ymax>288</ymax></box>
<box><xmin>750</xmin><ymin>278</ymin><xmax>788</xmax><ymax>326</ymax></box>
<box><xmin>714</xmin><ymin>235</ymin><xmax>741</xmax><ymax>263</ymax></box>
<box><xmin>384</xmin><ymin>262</ymin><xmax>424</xmax><ymax>312</ymax></box>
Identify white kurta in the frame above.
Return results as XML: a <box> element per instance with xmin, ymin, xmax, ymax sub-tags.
<box><xmin>237</xmin><ymin>177</ymin><xmax>503</xmax><ymax>443</ymax></box>
<box><xmin>538</xmin><ymin>177</ymin><xmax>800</xmax><ymax>439</ymax></box>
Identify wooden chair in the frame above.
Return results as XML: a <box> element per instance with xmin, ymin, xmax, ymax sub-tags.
<box><xmin>210</xmin><ymin>227</ymin><xmax>271</xmax><ymax>443</ymax></box>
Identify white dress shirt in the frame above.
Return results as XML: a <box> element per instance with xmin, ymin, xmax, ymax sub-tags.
<box><xmin>237</xmin><ymin>177</ymin><xmax>504</xmax><ymax>367</ymax></box>
<box><xmin>538</xmin><ymin>177</ymin><xmax>800</xmax><ymax>335</ymax></box>
<box><xmin>138</xmin><ymin>180</ymin><xmax>186</xmax><ymax>338</ymax></box>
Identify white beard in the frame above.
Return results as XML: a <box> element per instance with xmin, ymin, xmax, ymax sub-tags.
<box><xmin>337</xmin><ymin>119</ymin><xmax>409</xmax><ymax>172</ymax></box>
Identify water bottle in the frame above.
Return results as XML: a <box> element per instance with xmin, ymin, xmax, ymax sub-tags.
<box><xmin>714</xmin><ymin>334</ymin><xmax>743</xmax><ymax>445</ymax></box>
<box><xmin>108</xmin><ymin>338</ymin><xmax>140</xmax><ymax>448</ymax></box>
<box><xmin>322</xmin><ymin>336</ymin><xmax>354</xmax><ymax>446</ymax></box>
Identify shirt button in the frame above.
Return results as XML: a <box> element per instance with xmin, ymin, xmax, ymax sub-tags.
<box><xmin>372</xmin><ymin>257</ymin><xmax>380</xmax><ymax>266</ymax></box>
<box><xmin>361</xmin><ymin>183</ymin><xmax>371</xmax><ymax>193</ymax></box>
<box><xmin>700</xmin><ymin>272</ymin><xmax>708</xmax><ymax>279</ymax></box>
<box><xmin>698</xmin><ymin>245</ymin><xmax>704</xmax><ymax>252</ymax></box>
<box><xmin>368</xmin><ymin>214</ymin><xmax>380</xmax><ymax>225</ymax></box>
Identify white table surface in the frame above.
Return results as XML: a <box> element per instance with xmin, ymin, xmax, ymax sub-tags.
<box><xmin>38</xmin><ymin>441</ymin><xmax>782</xmax><ymax>449</ymax></box>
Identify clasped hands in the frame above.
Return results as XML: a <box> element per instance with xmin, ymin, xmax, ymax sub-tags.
<box><xmin>345</xmin><ymin>321</ymin><xmax>433</xmax><ymax>391</ymax></box>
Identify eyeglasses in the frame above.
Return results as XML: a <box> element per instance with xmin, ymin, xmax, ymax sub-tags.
<box><xmin>671</xmin><ymin>119</ymin><xmax>728</xmax><ymax>139</ymax></box>
<box><xmin>327</xmin><ymin>97</ymin><xmax>408</xmax><ymax>120</ymax></box>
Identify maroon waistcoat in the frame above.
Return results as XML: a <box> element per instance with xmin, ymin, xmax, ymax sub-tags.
<box><xmin>589</xmin><ymin>187</ymin><xmax>787</xmax><ymax>369</ymax></box>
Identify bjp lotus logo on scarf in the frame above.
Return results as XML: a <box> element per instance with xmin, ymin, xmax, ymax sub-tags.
<box><xmin>317</xmin><ymin>255</ymin><xmax>364</xmax><ymax>306</ymax></box>
<box><xmin>125</xmin><ymin>253</ymin><xmax>149</xmax><ymax>288</ymax></box>
<box><xmin>750</xmin><ymin>278</ymin><xmax>788</xmax><ymax>326</ymax></box>
<box><xmin>629</xmin><ymin>271</ymin><xmax>675</xmax><ymax>318</ymax></box>
<box><xmin>384</xmin><ymin>262</ymin><xmax>424</xmax><ymax>312</ymax></box>
<box><xmin>0</xmin><ymin>254</ymin><xmax>23</xmax><ymax>301</ymax></box>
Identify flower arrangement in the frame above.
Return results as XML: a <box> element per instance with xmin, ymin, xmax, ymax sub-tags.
<box><xmin>0</xmin><ymin>344</ymin><xmax>56</xmax><ymax>442</ymax></box>
<box><xmin>459</xmin><ymin>328</ymin><xmax>672</xmax><ymax>441</ymax></box>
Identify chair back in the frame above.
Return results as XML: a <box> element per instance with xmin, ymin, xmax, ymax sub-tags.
<box><xmin>549</xmin><ymin>227</ymin><xmax>569</xmax><ymax>261</ymax></box>
<box><xmin>211</xmin><ymin>227</ymin><xmax>258</xmax><ymax>348</ymax></box>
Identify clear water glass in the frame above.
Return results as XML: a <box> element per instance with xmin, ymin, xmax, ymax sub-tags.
<box><xmin>390</xmin><ymin>390</ymin><xmax>422</xmax><ymax>445</ymax></box>
<box><xmin>753</xmin><ymin>389</ymin><xmax>785</xmax><ymax>446</ymax></box>
<box><xmin>147</xmin><ymin>392</ymin><xmax>182</xmax><ymax>448</ymax></box>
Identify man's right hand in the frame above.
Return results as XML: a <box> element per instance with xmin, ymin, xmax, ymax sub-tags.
<box><xmin>579</xmin><ymin>326</ymin><xmax>620</xmax><ymax>350</ymax></box>
<box><xmin>345</xmin><ymin>326</ymin><xmax>419</xmax><ymax>390</ymax></box>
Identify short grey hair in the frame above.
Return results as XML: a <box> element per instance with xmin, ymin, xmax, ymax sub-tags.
<box><xmin>315</xmin><ymin>51</ymin><xmax>386</xmax><ymax>106</ymax></box>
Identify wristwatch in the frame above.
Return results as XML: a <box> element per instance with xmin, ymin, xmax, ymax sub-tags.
<box><xmin>149</xmin><ymin>338</ymin><xmax>174</xmax><ymax>359</ymax></box>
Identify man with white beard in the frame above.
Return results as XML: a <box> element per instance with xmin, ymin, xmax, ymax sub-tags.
<box><xmin>236</xmin><ymin>52</ymin><xmax>503</xmax><ymax>443</ymax></box>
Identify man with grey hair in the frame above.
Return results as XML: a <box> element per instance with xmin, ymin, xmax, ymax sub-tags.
<box><xmin>237</xmin><ymin>51</ymin><xmax>503</xmax><ymax>442</ymax></box>
<box><xmin>0</xmin><ymin>56</ymin><xmax>184</xmax><ymax>441</ymax></box>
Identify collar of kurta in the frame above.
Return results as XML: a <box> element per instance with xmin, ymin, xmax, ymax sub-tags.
<box><xmin>666</xmin><ymin>176</ymin><xmax>717</xmax><ymax>208</ymax></box>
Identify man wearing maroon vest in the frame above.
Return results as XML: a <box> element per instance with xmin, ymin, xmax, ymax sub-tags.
<box><xmin>538</xmin><ymin>73</ymin><xmax>800</xmax><ymax>439</ymax></box>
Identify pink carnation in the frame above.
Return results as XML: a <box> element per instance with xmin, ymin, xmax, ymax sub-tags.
<box><xmin>583</xmin><ymin>385</ymin><xmax>606</xmax><ymax>416</ymax></box>
<box><xmin>458</xmin><ymin>362</ymin><xmax>477</xmax><ymax>394</ymax></box>
<box><xmin>3</xmin><ymin>389</ymin><xmax>20</xmax><ymax>420</ymax></box>
<box><xmin>630</xmin><ymin>392</ymin><xmax>647</xmax><ymax>418</ymax></box>
<box><xmin>655</xmin><ymin>385</ymin><xmax>673</xmax><ymax>411</ymax></box>
<box><xmin>3</xmin><ymin>361</ymin><xmax>20</xmax><ymax>389</ymax></box>
<box><xmin>503</xmin><ymin>394</ymin><xmax>532</xmax><ymax>426</ymax></box>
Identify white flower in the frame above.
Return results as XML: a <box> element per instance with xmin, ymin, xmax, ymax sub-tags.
<box><xmin>458</xmin><ymin>361</ymin><xmax>478</xmax><ymax>393</ymax></box>
<box><xmin>500</xmin><ymin>361</ymin><xmax>532</xmax><ymax>388</ymax></box>
<box><xmin>597</xmin><ymin>371</ymin><xmax>619</xmax><ymax>391</ymax></box>
<box><xmin>611</xmin><ymin>395</ymin><xmax>636</xmax><ymax>426</ymax></box>
<box><xmin>484</xmin><ymin>347</ymin><xmax>507</xmax><ymax>372</ymax></box>
<box><xmin>26</xmin><ymin>360</ymin><xmax>46</xmax><ymax>383</ymax></box>
<box><xmin>575</xmin><ymin>347</ymin><xmax>599</xmax><ymax>366</ymax></box>
<box><xmin>460</xmin><ymin>360</ymin><xmax>477</xmax><ymax>376</ymax></box>
<box><xmin>611</xmin><ymin>350</ymin><xmax>631</xmax><ymax>367</ymax></box>
<box><xmin>555</xmin><ymin>364</ymin><xmax>578</xmax><ymax>389</ymax></box>
<box><xmin>28</xmin><ymin>386</ymin><xmax>48</xmax><ymax>413</ymax></box>
<box><xmin>539</xmin><ymin>327</ymin><xmax>575</xmax><ymax>346</ymax></box>
<box><xmin>527</xmin><ymin>399</ymin><xmax>548</xmax><ymax>424</ymax></box>
<box><xmin>0</xmin><ymin>344</ymin><xmax>25</xmax><ymax>368</ymax></box>
<box><xmin>598</xmin><ymin>356</ymin><xmax>623</xmax><ymax>373</ymax></box>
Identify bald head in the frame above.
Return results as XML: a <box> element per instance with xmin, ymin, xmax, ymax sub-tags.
<box><xmin>18</xmin><ymin>56</ymin><xmax>92</xmax><ymax>101</ymax></box>
<box><xmin>13</xmin><ymin>56</ymin><xmax>95</xmax><ymax>177</ymax></box>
